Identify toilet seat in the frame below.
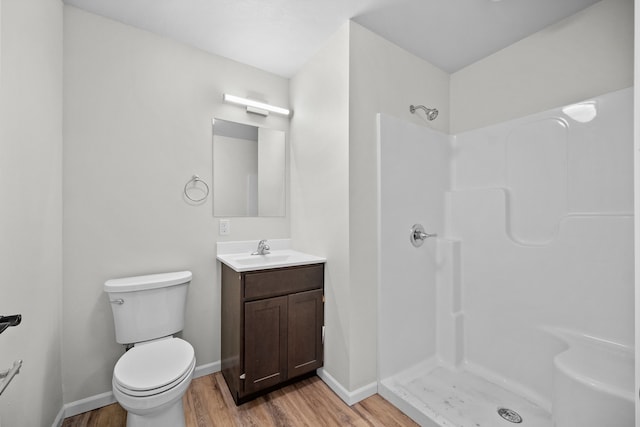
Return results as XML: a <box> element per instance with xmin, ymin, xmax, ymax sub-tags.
<box><xmin>114</xmin><ymin>337</ymin><xmax>195</xmax><ymax>397</ymax></box>
<box><xmin>115</xmin><ymin>357</ymin><xmax>195</xmax><ymax>398</ymax></box>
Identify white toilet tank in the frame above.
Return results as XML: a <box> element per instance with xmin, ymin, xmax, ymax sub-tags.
<box><xmin>104</xmin><ymin>271</ymin><xmax>192</xmax><ymax>344</ymax></box>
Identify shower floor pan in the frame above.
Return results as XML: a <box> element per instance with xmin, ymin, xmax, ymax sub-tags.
<box><xmin>379</xmin><ymin>365</ymin><xmax>551</xmax><ymax>427</ymax></box>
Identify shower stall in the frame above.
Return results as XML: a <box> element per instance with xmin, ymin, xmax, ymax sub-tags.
<box><xmin>377</xmin><ymin>88</ymin><xmax>634</xmax><ymax>426</ymax></box>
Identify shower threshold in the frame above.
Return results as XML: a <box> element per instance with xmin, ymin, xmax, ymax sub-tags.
<box><xmin>379</xmin><ymin>363</ymin><xmax>551</xmax><ymax>427</ymax></box>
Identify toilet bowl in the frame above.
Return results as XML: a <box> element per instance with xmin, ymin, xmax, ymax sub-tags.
<box><xmin>112</xmin><ymin>338</ymin><xmax>195</xmax><ymax>427</ymax></box>
<box><xmin>104</xmin><ymin>271</ymin><xmax>195</xmax><ymax>427</ymax></box>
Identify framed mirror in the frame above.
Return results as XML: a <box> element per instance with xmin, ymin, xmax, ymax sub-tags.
<box><xmin>213</xmin><ymin>118</ymin><xmax>286</xmax><ymax>217</ymax></box>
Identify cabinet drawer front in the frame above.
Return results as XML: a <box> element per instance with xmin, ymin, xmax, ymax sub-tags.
<box><xmin>244</xmin><ymin>264</ymin><xmax>323</xmax><ymax>300</ymax></box>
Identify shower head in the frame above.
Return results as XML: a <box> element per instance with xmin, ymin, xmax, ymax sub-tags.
<box><xmin>409</xmin><ymin>105</ymin><xmax>439</xmax><ymax>121</ymax></box>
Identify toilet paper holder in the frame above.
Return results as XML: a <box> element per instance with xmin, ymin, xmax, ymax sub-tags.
<box><xmin>0</xmin><ymin>360</ymin><xmax>22</xmax><ymax>396</ymax></box>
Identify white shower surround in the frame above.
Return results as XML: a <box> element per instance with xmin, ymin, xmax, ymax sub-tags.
<box><xmin>377</xmin><ymin>87</ymin><xmax>634</xmax><ymax>426</ymax></box>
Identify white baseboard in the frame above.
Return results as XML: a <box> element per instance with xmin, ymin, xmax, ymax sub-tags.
<box><xmin>193</xmin><ymin>360</ymin><xmax>220</xmax><ymax>379</ymax></box>
<box><xmin>53</xmin><ymin>363</ymin><xmax>374</xmax><ymax>425</ymax></box>
<box><xmin>316</xmin><ymin>368</ymin><xmax>377</xmax><ymax>406</ymax></box>
<box><xmin>62</xmin><ymin>390</ymin><xmax>117</xmax><ymax>420</ymax></box>
<box><xmin>52</xmin><ymin>360</ymin><xmax>222</xmax><ymax>427</ymax></box>
<box><xmin>51</xmin><ymin>408</ymin><xmax>66</xmax><ymax>427</ymax></box>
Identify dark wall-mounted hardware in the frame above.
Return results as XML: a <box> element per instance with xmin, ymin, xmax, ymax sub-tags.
<box><xmin>0</xmin><ymin>314</ymin><xmax>22</xmax><ymax>335</ymax></box>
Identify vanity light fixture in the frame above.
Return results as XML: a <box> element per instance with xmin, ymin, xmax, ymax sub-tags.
<box><xmin>223</xmin><ymin>93</ymin><xmax>291</xmax><ymax>117</ymax></box>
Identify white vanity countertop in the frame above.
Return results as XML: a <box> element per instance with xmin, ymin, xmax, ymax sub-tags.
<box><xmin>216</xmin><ymin>239</ymin><xmax>326</xmax><ymax>272</ymax></box>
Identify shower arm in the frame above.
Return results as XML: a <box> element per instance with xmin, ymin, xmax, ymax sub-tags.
<box><xmin>409</xmin><ymin>104</ymin><xmax>438</xmax><ymax>121</ymax></box>
<box><xmin>409</xmin><ymin>105</ymin><xmax>428</xmax><ymax>114</ymax></box>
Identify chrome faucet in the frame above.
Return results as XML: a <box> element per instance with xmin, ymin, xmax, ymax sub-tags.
<box><xmin>252</xmin><ymin>239</ymin><xmax>270</xmax><ymax>255</ymax></box>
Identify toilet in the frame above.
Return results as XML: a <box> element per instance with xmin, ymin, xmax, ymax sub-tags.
<box><xmin>104</xmin><ymin>271</ymin><xmax>196</xmax><ymax>427</ymax></box>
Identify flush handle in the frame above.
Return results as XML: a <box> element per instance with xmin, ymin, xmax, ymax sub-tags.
<box><xmin>110</xmin><ymin>299</ymin><xmax>124</xmax><ymax>305</ymax></box>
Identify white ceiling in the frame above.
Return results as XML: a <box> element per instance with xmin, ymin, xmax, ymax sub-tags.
<box><xmin>62</xmin><ymin>0</ymin><xmax>601</xmax><ymax>77</ymax></box>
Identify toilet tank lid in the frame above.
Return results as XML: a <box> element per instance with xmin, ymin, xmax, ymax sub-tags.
<box><xmin>104</xmin><ymin>271</ymin><xmax>192</xmax><ymax>293</ymax></box>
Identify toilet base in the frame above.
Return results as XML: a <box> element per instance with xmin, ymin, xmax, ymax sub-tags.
<box><xmin>125</xmin><ymin>398</ymin><xmax>186</xmax><ymax>427</ymax></box>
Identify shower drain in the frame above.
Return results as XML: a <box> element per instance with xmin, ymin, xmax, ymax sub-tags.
<box><xmin>497</xmin><ymin>408</ymin><xmax>523</xmax><ymax>424</ymax></box>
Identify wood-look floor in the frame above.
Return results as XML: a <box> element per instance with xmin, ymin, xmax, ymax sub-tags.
<box><xmin>62</xmin><ymin>372</ymin><xmax>418</xmax><ymax>427</ymax></box>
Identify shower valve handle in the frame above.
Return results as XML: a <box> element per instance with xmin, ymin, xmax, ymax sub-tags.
<box><xmin>416</xmin><ymin>231</ymin><xmax>437</xmax><ymax>240</ymax></box>
<box><xmin>410</xmin><ymin>224</ymin><xmax>437</xmax><ymax>247</ymax></box>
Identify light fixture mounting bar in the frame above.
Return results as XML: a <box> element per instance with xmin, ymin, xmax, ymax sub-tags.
<box><xmin>223</xmin><ymin>93</ymin><xmax>290</xmax><ymax>117</ymax></box>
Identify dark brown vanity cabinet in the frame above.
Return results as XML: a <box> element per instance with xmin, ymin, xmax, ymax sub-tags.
<box><xmin>221</xmin><ymin>263</ymin><xmax>324</xmax><ymax>404</ymax></box>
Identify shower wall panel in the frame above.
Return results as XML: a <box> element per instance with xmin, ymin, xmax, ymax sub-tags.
<box><xmin>378</xmin><ymin>114</ymin><xmax>451</xmax><ymax>380</ymax></box>
<box><xmin>448</xmin><ymin>87</ymin><xmax>634</xmax><ymax>406</ymax></box>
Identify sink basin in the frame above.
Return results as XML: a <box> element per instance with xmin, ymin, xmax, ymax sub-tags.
<box><xmin>217</xmin><ymin>249</ymin><xmax>325</xmax><ymax>272</ymax></box>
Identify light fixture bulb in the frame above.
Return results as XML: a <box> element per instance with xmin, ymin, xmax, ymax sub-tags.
<box><xmin>223</xmin><ymin>94</ymin><xmax>291</xmax><ymax>117</ymax></box>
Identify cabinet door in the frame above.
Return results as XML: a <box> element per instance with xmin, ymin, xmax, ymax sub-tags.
<box><xmin>243</xmin><ymin>296</ymin><xmax>288</xmax><ymax>395</ymax></box>
<box><xmin>288</xmin><ymin>289</ymin><xmax>324</xmax><ymax>378</ymax></box>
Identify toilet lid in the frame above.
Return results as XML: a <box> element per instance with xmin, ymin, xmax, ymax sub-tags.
<box><xmin>114</xmin><ymin>338</ymin><xmax>195</xmax><ymax>393</ymax></box>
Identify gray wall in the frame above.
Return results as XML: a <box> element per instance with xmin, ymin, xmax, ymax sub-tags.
<box><xmin>290</xmin><ymin>23</ymin><xmax>352</xmax><ymax>388</ymax></box>
<box><xmin>451</xmin><ymin>0</ymin><xmax>633</xmax><ymax>133</ymax></box>
<box><xmin>63</xmin><ymin>6</ymin><xmax>290</xmax><ymax>403</ymax></box>
<box><xmin>634</xmin><ymin>2</ymin><xmax>640</xmax><ymax>423</ymax></box>
<box><xmin>0</xmin><ymin>0</ymin><xmax>64</xmax><ymax>425</ymax></box>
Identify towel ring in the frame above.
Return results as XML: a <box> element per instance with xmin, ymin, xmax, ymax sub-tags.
<box><xmin>184</xmin><ymin>175</ymin><xmax>209</xmax><ymax>202</ymax></box>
